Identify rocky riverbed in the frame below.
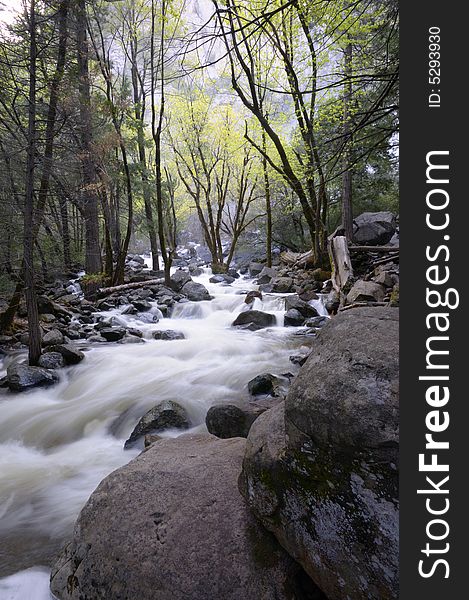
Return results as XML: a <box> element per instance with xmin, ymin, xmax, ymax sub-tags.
<box><xmin>0</xmin><ymin>230</ymin><xmax>400</xmax><ymax>600</ymax></box>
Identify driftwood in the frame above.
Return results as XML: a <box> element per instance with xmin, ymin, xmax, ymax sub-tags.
<box><xmin>328</xmin><ymin>235</ymin><xmax>353</xmax><ymax>293</ymax></box>
<box><xmin>97</xmin><ymin>278</ymin><xmax>164</xmax><ymax>298</ymax></box>
<box><xmin>348</xmin><ymin>245</ymin><xmax>399</xmax><ymax>253</ymax></box>
<box><xmin>281</xmin><ymin>249</ymin><xmax>315</xmax><ymax>266</ymax></box>
<box><xmin>339</xmin><ymin>301</ymin><xmax>388</xmax><ymax>312</ymax></box>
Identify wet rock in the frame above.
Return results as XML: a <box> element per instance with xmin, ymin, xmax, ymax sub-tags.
<box><xmin>270</xmin><ymin>277</ymin><xmax>294</xmax><ymax>293</ymax></box>
<box><xmin>152</xmin><ymin>330</ymin><xmax>185</xmax><ymax>341</ymax></box>
<box><xmin>353</xmin><ymin>211</ymin><xmax>396</xmax><ymax>245</ymax></box>
<box><xmin>289</xmin><ymin>354</ymin><xmax>308</xmax><ymax>367</ymax></box>
<box><xmin>124</xmin><ymin>400</ymin><xmax>190</xmax><ymax>449</ymax></box>
<box><xmin>346</xmin><ymin>280</ymin><xmax>386</xmax><ymax>304</ymax></box>
<box><xmin>232</xmin><ymin>310</ymin><xmax>276</xmax><ymax>331</ymax></box>
<box><xmin>131</xmin><ymin>299</ymin><xmax>152</xmax><ymax>312</ymax></box>
<box><xmin>206</xmin><ymin>403</ymin><xmax>267</xmax><ymax>439</ymax></box>
<box><xmin>244</xmin><ymin>290</ymin><xmax>262</xmax><ymax>305</ymax></box>
<box><xmin>248</xmin><ymin>373</ymin><xmax>277</xmax><ymax>396</ymax></box>
<box><xmin>42</xmin><ymin>329</ymin><xmax>64</xmax><ymax>347</ymax></box>
<box><xmin>170</xmin><ymin>269</ymin><xmax>192</xmax><ymax>292</ymax></box>
<box><xmin>285</xmin><ymin>296</ymin><xmax>319</xmax><ymax>319</ymax></box>
<box><xmin>99</xmin><ymin>327</ymin><xmax>127</xmax><ymax>342</ymax></box>
<box><xmin>45</xmin><ymin>344</ymin><xmax>85</xmax><ymax>365</ymax></box>
<box><xmin>7</xmin><ymin>364</ymin><xmax>59</xmax><ymax>392</ymax></box>
<box><xmin>284</xmin><ymin>309</ymin><xmax>305</xmax><ymax>327</ymax></box>
<box><xmin>304</xmin><ymin>316</ymin><xmax>329</xmax><ymax>329</ymax></box>
<box><xmin>249</xmin><ymin>262</ymin><xmax>264</xmax><ymax>277</ymax></box>
<box><xmin>135</xmin><ymin>312</ymin><xmax>160</xmax><ymax>324</ymax></box>
<box><xmin>38</xmin><ymin>352</ymin><xmax>66</xmax><ymax>369</ymax></box>
<box><xmin>324</xmin><ymin>290</ymin><xmax>340</xmax><ymax>314</ymax></box>
<box><xmin>118</xmin><ymin>336</ymin><xmax>145</xmax><ymax>344</ymax></box>
<box><xmin>239</xmin><ymin>308</ymin><xmax>399</xmax><ymax>600</ymax></box>
<box><xmin>256</xmin><ymin>267</ymin><xmax>278</xmax><ymax>284</ymax></box>
<box><xmin>298</xmin><ymin>291</ymin><xmax>319</xmax><ymax>302</ymax></box>
<box><xmin>181</xmin><ymin>281</ymin><xmax>211</xmax><ymax>301</ymax></box>
<box><xmin>50</xmin><ymin>434</ymin><xmax>313</xmax><ymax>600</ymax></box>
<box><xmin>209</xmin><ymin>274</ymin><xmax>235</xmax><ymax>284</ymax></box>
<box><xmin>40</xmin><ymin>314</ymin><xmax>56</xmax><ymax>323</ymax></box>
<box><xmin>87</xmin><ymin>335</ymin><xmax>107</xmax><ymax>343</ymax></box>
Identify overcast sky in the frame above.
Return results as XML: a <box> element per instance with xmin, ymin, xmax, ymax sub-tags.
<box><xmin>0</xmin><ymin>0</ymin><xmax>20</xmax><ymax>28</ymax></box>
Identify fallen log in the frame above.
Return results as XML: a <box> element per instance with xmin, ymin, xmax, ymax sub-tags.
<box><xmin>340</xmin><ymin>301</ymin><xmax>388</xmax><ymax>312</ymax></box>
<box><xmin>348</xmin><ymin>245</ymin><xmax>399</xmax><ymax>253</ymax></box>
<box><xmin>97</xmin><ymin>278</ymin><xmax>164</xmax><ymax>298</ymax></box>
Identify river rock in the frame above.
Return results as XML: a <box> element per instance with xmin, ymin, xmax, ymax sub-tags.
<box><xmin>180</xmin><ymin>281</ymin><xmax>211</xmax><ymax>301</ymax></box>
<box><xmin>248</xmin><ymin>373</ymin><xmax>277</xmax><ymax>396</ymax></box>
<box><xmin>45</xmin><ymin>344</ymin><xmax>85</xmax><ymax>365</ymax></box>
<box><xmin>284</xmin><ymin>309</ymin><xmax>305</xmax><ymax>327</ymax></box>
<box><xmin>239</xmin><ymin>308</ymin><xmax>399</xmax><ymax>600</ymax></box>
<box><xmin>152</xmin><ymin>330</ymin><xmax>185</xmax><ymax>341</ymax></box>
<box><xmin>99</xmin><ymin>327</ymin><xmax>127</xmax><ymax>342</ymax></box>
<box><xmin>245</xmin><ymin>290</ymin><xmax>262</xmax><ymax>305</ymax></box>
<box><xmin>249</xmin><ymin>262</ymin><xmax>264</xmax><ymax>276</ymax></box>
<box><xmin>232</xmin><ymin>310</ymin><xmax>276</xmax><ymax>331</ymax></box>
<box><xmin>271</xmin><ymin>277</ymin><xmax>294</xmax><ymax>293</ymax></box>
<box><xmin>353</xmin><ymin>211</ymin><xmax>396</xmax><ymax>245</ymax></box>
<box><xmin>7</xmin><ymin>364</ymin><xmax>59</xmax><ymax>392</ymax></box>
<box><xmin>169</xmin><ymin>269</ymin><xmax>192</xmax><ymax>292</ymax></box>
<box><xmin>42</xmin><ymin>329</ymin><xmax>64</xmax><ymax>347</ymax></box>
<box><xmin>346</xmin><ymin>280</ymin><xmax>386</xmax><ymax>304</ymax></box>
<box><xmin>124</xmin><ymin>400</ymin><xmax>189</xmax><ymax>449</ymax></box>
<box><xmin>257</xmin><ymin>266</ymin><xmax>278</xmax><ymax>284</ymax></box>
<box><xmin>38</xmin><ymin>352</ymin><xmax>66</xmax><ymax>369</ymax></box>
<box><xmin>50</xmin><ymin>434</ymin><xmax>319</xmax><ymax>600</ymax></box>
<box><xmin>285</xmin><ymin>295</ymin><xmax>319</xmax><ymax>319</ymax></box>
<box><xmin>131</xmin><ymin>299</ymin><xmax>152</xmax><ymax>312</ymax></box>
<box><xmin>206</xmin><ymin>404</ymin><xmax>263</xmax><ymax>439</ymax></box>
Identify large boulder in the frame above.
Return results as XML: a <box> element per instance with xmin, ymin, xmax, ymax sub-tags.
<box><xmin>353</xmin><ymin>211</ymin><xmax>396</xmax><ymax>245</ymax></box>
<box><xmin>169</xmin><ymin>269</ymin><xmax>192</xmax><ymax>292</ymax></box>
<box><xmin>257</xmin><ymin>266</ymin><xmax>278</xmax><ymax>284</ymax></box>
<box><xmin>124</xmin><ymin>400</ymin><xmax>189</xmax><ymax>449</ymax></box>
<box><xmin>271</xmin><ymin>277</ymin><xmax>294</xmax><ymax>293</ymax></box>
<box><xmin>240</xmin><ymin>308</ymin><xmax>399</xmax><ymax>600</ymax></box>
<box><xmin>181</xmin><ymin>281</ymin><xmax>212</xmax><ymax>301</ymax></box>
<box><xmin>50</xmin><ymin>434</ymin><xmax>321</xmax><ymax>600</ymax></box>
<box><xmin>99</xmin><ymin>327</ymin><xmax>127</xmax><ymax>342</ymax></box>
<box><xmin>232</xmin><ymin>310</ymin><xmax>276</xmax><ymax>331</ymax></box>
<box><xmin>346</xmin><ymin>280</ymin><xmax>386</xmax><ymax>304</ymax></box>
<box><xmin>7</xmin><ymin>363</ymin><xmax>59</xmax><ymax>392</ymax></box>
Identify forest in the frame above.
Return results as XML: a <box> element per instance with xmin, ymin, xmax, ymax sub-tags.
<box><xmin>0</xmin><ymin>0</ymin><xmax>398</xmax><ymax>357</ymax></box>
<box><xmin>0</xmin><ymin>1</ymin><xmax>399</xmax><ymax>599</ymax></box>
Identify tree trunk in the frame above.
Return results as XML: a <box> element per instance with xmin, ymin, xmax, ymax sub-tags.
<box><xmin>76</xmin><ymin>0</ymin><xmax>101</xmax><ymax>274</ymax></box>
<box><xmin>342</xmin><ymin>42</ymin><xmax>354</xmax><ymax>242</ymax></box>
<box><xmin>24</xmin><ymin>0</ymin><xmax>42</xmax><ymax>365</ymax></box>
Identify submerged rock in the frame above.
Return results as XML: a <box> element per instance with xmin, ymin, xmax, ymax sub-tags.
<box><xmin>152</xmin><ymin>330</ymin><xmax>185</xmax><ymax>341</ymax></box>
<box><xmin>232</xmin><ymin>310</ymin><xmax>276</xmax><ymax>331</ymax></box>
<box><xmin>239</xmin><ymin>308</ymin><xmax>399</xmax><ymax>600</ymax></box>
<box><xmin>7</xmin><ymin>364</ymin><xmax>59</xmax><ymax>392</ymax></box>
<box><xmin>124</xmin><ymin>400</ymin><xmax>189</xmax><ymax>449</ymax></box>
<box><xmin>50</xmin><ymin>434</ymin><xmax>319</xmax><ymax>600</ymax></box>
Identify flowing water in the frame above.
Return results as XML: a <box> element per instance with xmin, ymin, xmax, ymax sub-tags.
<box><xmin>0</xmin><ymin>269</ymin><xmax>327</xmax><ymax>599</ymax></box>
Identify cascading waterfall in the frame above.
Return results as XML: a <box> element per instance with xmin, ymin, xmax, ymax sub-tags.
<box><xmin>0</xmin><ymin>268</ymin><xmax>327</xmax><ymax>599</ymax></box>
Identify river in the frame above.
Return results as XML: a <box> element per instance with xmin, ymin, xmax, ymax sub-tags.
<box><xmin>0</xmin><ymin>268</ymin><xmax>326</xmax><ymax>599</ymax></box>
